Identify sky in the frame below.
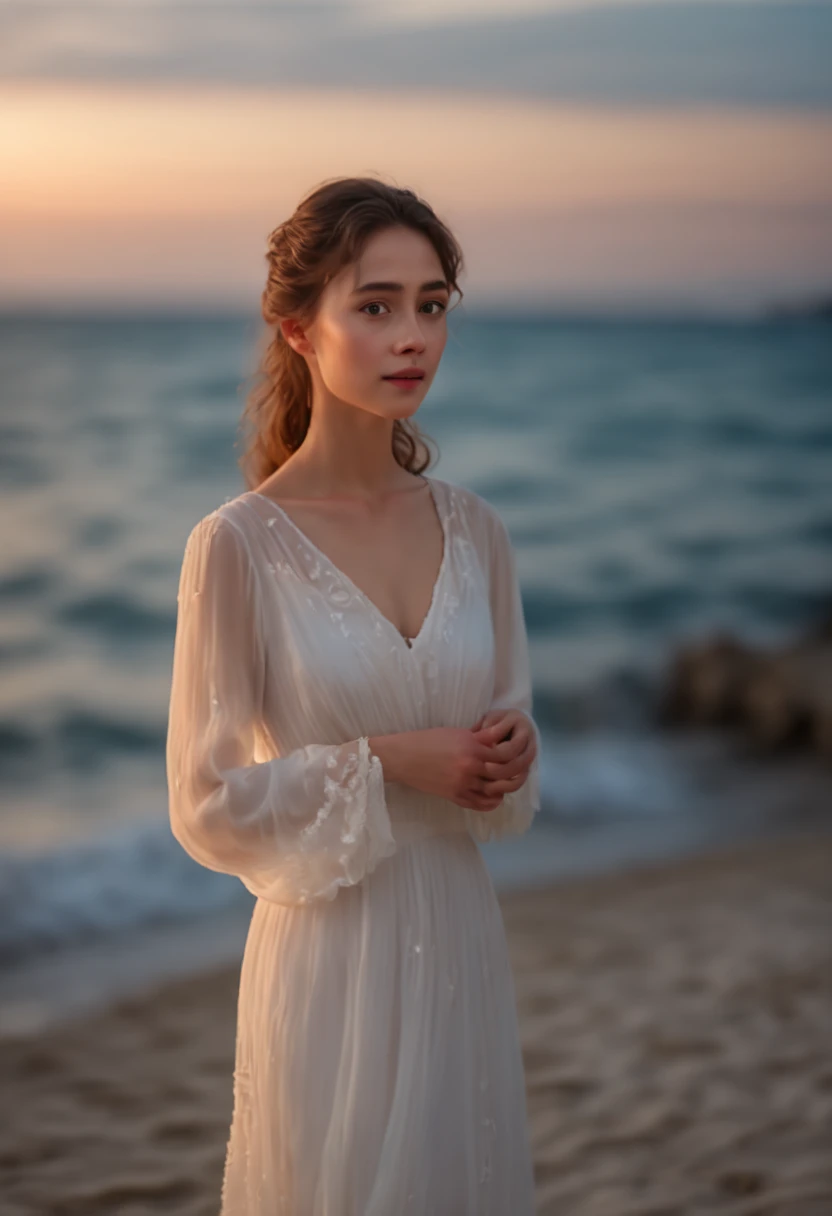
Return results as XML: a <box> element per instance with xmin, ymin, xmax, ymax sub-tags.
<box><xmin>0</xmin><ymin>0</ymin><xmax>830</xmax><ymax>315</ymax></box>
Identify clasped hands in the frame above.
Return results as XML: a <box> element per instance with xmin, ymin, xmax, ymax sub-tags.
<box><xmin>470</xmin><ymin>708</ymin><xmax>537</xmax><ymax>807</ymax></box>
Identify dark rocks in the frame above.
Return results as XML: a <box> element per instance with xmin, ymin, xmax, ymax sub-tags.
<box><xmin>657</xmin><ymin>618</ymin><xmax>832</xmax><ymax>760</ymax></box>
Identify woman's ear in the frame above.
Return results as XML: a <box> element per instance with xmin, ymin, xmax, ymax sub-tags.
<box><xmin>279</xmin><ymin>317</ymin><xmax>313</xmax><ymax>357</ymax></box>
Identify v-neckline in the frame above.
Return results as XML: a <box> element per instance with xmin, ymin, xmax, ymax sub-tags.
<box><xmin>247</xmin><ymin>477</ymin><xmax>449</xmax><ymax>653</ymax></box>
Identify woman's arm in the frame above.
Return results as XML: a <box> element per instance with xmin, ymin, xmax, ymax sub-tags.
<box><xmin>166</xmin><ymin>512</ymin><xmax>397</xmax><ymax>906</ymax></box>
<box><xmin>464</xmin><ymin>501</ymin><xmax>542</xmax><ymax>841</ymax></box>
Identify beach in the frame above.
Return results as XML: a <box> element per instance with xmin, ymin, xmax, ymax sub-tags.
<box><xmin>3</xmin><ymin>826</ymin><xmax>831</xmax><ymax>1216</ymax></box>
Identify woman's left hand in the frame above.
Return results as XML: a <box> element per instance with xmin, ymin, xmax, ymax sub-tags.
<box><xmin>470</xmin><ymin>709</ymin><xmax>536</xmax><ymax>798</ymax></box>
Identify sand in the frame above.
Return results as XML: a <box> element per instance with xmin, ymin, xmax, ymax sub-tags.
<box><xmin>2</xmin><ymin>828</ymin><xmax>831</xmax><ymax>1216</ymax></box>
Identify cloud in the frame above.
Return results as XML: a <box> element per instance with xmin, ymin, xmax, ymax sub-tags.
<box><xmin>0</xmin><ymin>1</ymin><xmax>829</xmax><ymax>109</ymax></box>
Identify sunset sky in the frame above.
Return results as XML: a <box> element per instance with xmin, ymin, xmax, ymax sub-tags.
<box><xmin>1</xmin><ymin>0</ymin><xmax>830</xmax><ymax>315</ymax></box>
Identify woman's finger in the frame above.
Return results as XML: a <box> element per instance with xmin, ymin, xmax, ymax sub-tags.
<box><xmin>481</xmin><ymin>733</ymin><xmax>535</xmax><ymax>781</ymax></box>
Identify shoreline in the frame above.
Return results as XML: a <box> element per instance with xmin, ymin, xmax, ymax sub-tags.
<box><xmin>3</xmin><ymin>725</ymin><xmax>831</xmax><ymax>1039</ymax></box>
<box><xmin>3</xmin><ymin>827</ymin><xmax>831</xmax><ymax>1214</ymax></box>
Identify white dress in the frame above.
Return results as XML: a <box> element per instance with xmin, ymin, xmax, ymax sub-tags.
<box><xmin>166</xmin><ymin>475</ymin><xmax>541</xmax><ymax>1215</ymax></box>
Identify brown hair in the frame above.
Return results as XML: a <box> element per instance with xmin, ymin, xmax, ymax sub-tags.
<box><xmin>236</xmin><ymin>176</ymin><xmax>465</xmax><ymax>490</ymax></box>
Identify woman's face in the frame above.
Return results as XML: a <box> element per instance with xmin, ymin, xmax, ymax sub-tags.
<box><xmin>289</xmin><ymin>224</ymin><xmax>450</xmax><ymax>421</ymax></box>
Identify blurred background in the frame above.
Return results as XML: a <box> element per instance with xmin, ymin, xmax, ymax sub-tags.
<box><xmin>1</xmin><ymin>0</ymin><xmax>831</xmax><ymax>1029</ymax></box>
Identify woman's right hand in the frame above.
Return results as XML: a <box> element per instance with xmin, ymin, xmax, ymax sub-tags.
<box><xmin>369</xmin><ymin>727</ymin><xmax>507</xmax><ymax>812</ymax></box>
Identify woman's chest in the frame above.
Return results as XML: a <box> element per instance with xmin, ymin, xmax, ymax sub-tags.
<box><xmin>264</xmin><ymin>503</ymin><xmax>447</xmax><ymax>645</ymax></box>
<box><xmin>257</xmin><ymin>531</ymin><xmax>497</xmax><ymax>726</ymax></box>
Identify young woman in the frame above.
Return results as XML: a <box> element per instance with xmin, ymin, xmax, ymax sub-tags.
<box><xmin>166</xmin><ymin>176</ymin><xmax>541</xmax><ymax>1214</ymax></box>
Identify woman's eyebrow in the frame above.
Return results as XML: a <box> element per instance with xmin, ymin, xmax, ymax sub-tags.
<box><xmin>350</xmin><ymin>279</ymin><xmax>449</xmax><ymax>295</ymax></box>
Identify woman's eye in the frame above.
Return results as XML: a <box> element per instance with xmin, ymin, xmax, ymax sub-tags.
<box><xmin>360</xmin><ymin>301</ymin><xmax>447</xmax><ymax>317</ymax></box>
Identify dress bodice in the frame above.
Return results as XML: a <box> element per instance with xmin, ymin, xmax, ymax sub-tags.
<box><xmin>166</xmin><ymin>476</ymin><xmax>541</xmax><ymax>905</ymax></box>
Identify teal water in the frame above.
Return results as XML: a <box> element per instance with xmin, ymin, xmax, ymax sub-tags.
<box><xmin>0</xmin><ymin>309</ymin><xmax>830</xmax><ymax>969</ymax></box>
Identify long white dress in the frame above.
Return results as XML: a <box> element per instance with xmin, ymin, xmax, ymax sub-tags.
<box><xmin>166</xmin><ymin>475</ymin><xmax>541</xmax><ymax>1215</ymax></box>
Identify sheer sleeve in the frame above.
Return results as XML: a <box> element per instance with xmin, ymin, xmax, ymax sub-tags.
<box><xmin>466</xmin><ymin>502</ymin><xmax>542</xmax><ymax>842</ymax></box>
<box><xmin>165</xmin><ymin>512</ymin><xmax>397</xmax><ymax>906</ymax></box>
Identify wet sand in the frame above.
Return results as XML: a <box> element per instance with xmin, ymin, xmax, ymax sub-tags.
<box><xmin>2</xmin><ymin>828</ymin><xmax>831</xmax><ymax>1215</ymax></box>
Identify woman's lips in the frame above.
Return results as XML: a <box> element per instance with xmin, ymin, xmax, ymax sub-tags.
<box><xmin>383</xmin><ymin>376</ymin><xmax>424</xmax><ymax>388</ymax></box>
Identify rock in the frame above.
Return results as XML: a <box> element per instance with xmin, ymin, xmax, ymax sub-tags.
<box><xmin>656</xmin><ymin>615</ymin><xmax>832</xmax><ymax>761</ymax></box>
<box><xmin>657</xmin><ymin>631</ymin><xmax>759</xmax><ymax>726</ymax></box>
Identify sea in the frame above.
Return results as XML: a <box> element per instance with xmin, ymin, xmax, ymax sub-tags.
<box><xmin>1</xmin><ymin>306</ymin><xmax>830</xmax><ymax>1032</ymax></box>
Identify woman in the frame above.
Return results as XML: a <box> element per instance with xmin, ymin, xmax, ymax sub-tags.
<box><xmin>166</xmin><ymin>176</ymin><xmax>541</xmax><ymax>1214</ymax></box>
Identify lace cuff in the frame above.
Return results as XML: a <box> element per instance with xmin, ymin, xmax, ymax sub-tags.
<box><xmin>245</xmin><ymin>736</ymin><xmax>398</xmax><ymax>905</ymax></box>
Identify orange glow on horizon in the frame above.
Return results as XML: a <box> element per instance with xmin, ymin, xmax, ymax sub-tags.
<box><xmin>2</xmin><ymin>83</ymin><xmax>830</xmax><ymax>218</ymax></box>
<box><xmin>1</xmin><ymin>83</ymin><xmax>829</xmax><ymax>308</ymax></box>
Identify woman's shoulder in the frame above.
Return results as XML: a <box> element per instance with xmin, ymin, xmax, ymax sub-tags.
<box><xmin>180</xmin><ymin>492</ymin><xmax>259</xmax><ymax>562</ymax></box>
<box><xmin>431</xmin><ymin>475</ymin><xmax>506</xmax><ymax>541</ymax></box>
<box><xmin>429</xmin><ymin>473</ymin><xmax>485</xmax><ymax>513</ymax></box>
